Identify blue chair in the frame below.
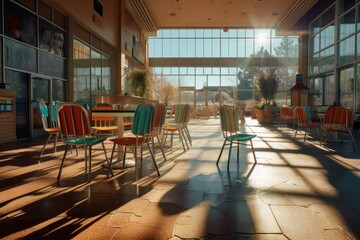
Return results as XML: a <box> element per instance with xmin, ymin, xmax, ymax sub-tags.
<box><xmin>109</xmin><ymin>103</ymin><xmax>160</xmax><ymax>178</ymax></box>
<box><xmin>57</xmin><ymin>103</ymin><xmax>111</xmax><ymax>182</ymax></box>
<box><xmin>37</xmin><ymin>102</ymin><xmax>61</xmax><ymax>163</ymax></box>
<box><xmin>217</xmin><ymin>105</ymin><xmax>257</xmax><ymax>170</ymax></box>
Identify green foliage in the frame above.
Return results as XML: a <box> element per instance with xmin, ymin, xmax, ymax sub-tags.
<box><xmin>128</xmin><ymin>69</ymin><xmax>152</xmax><ymax>98</ymax></box>
<box><xmin>256</xmin><ymin>71</ymin><xmax>278</xmax><ymax>105</ymax></box>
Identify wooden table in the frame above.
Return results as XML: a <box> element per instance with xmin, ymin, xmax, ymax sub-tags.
<box><xmin>92</xmin><ymin>109</ymin><xmax>135</xmax><ymax>168</ymax></box>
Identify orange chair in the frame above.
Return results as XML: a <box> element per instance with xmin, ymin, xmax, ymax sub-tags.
<box><xmin>320</xmin><ymin>106</ymin><xmax>356</xmax><ymax>150</ymax></box>
<box><xmin>57</xmin><ymin>104</ymin><xmax>111</xmax><ymax>182</ymax></box>
<box><xmin>150</xmin><ymin>103</ymin><xmax>167</xmax><ymax>161</ymax></box>
<box><xmin>280</xmin><ymin>106</ymin><xmax>295</xmax><ymax>127</ymax></box>
<box><xmin>91</xmin><ymin>105</ymin><xmax>118</xmax><ymax>137</ymax></box>
<box><xmin>293</xmin><ymin>107</ymin><xmax>319</xmax><ymax>141</ymax></box>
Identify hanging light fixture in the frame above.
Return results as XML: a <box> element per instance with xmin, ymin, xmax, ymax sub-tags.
<box><xmin>223</xmin><ymin>11</ymin><xmax>228</xmax><ymax>32</ymax></box>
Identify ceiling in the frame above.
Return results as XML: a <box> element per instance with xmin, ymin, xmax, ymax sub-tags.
<box><xmin>126</xmin><ymin>0</ymin><xmax>319</xmax><ymax>35</ymax></box>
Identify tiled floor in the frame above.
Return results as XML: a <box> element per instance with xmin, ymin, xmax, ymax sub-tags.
<box><xmin>1</xmin><ymin>117</ymin><xmax>360</xmax><ymax>239</ymax></box>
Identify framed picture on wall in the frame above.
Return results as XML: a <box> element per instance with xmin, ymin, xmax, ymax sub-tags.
<box><xmin>132</xmin><ymin>35</ymin><xmax>145</xmax><ymax>64</ymax></box>
<box><xmin>94</xmin><ymin>0</ymin><xmax>103</xmax><ymax>16</ymax></box>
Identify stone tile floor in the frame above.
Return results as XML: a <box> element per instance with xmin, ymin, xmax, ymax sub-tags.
<box><xmin>1</xmin><ymin>117</ymin><xmax>360</xmax><ymax>239</ymax></box>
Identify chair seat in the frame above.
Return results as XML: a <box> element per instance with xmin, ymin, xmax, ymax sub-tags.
<box><xmin>64</xmin><ymin>137</ymin><xmax>106</xmax><ymax>145</ymax></box>
<box><xmin>45</xmin><ymin>127</ymin><xmax>60</xmax><ymax>133</ymax></box>
<box><xmin>163</xmin><ymin>125</ymin><xmax>179</xmax><ymax>131</ymax></box>
<box><xmin>321</xmin><ymin>125</ymin><xmax>347</xmax><ymax>132</ymax></box>
<box><xmin>110</xmin><ymin>136</ymin><xmax>148</xmax><ymax>146</ymax></box>
<box><xmin>226</xmin><ymin>133</ymin><xmax>256</xmax><ymax>142</ymax></box>
<box><xmin>123</xmin><ymin>122</ymin><xmax>132</xmax><ymax>127</ymax></box>
<box><xmin>91</xmin><ymin>126</ymin><xmax>118</xmax><ymax>131</ymax></box>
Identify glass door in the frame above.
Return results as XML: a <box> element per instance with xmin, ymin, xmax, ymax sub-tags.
<box><xmin>31</xmin><ymin>75</ymin><xmax>51</xmax><ymax>138</ymax></box>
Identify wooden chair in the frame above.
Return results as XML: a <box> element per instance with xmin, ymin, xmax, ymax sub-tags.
<box><xmin>293</xmin><ymin>107</ymin><xmax>319</xmax><ymax>141</ymax></box>
<box><xmin>216</xmin><ymin>105</ymin><xmax>257</xmax><ymax>170</ymax></box>
<box><xmin>57</xmin><ymin>103</ymin><xmax>111</xmax><ymax>182</ymax></box>
<box><xmin>320</xmin><ymin>106</ymin><xmax>356</xmax><ymax>150</ymax></box>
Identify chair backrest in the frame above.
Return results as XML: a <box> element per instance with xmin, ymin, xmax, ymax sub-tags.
<box><xmin>174</xmin><ymin>104</ymin><xmax>186</xmax><ymax>124</ymax></box>
<box><xmin>183</xmin><ymin>104</ymin><xmax>192</xmax><ymax>124</ymax></box>
<box><xmin>324</xmin><ymin>106</ymin><xmax>354</xmax><ymax>127</ymax></box>
<box><xmin>294</xmin><ymin>107</ymin><xmax>308</xmax><ymax>124</ymax></box>
<box><xmin>131</xmin><ymin>103</ymin><xmax>154</xmax><ymax>135</ymax></box>
<box><xmin>280</xmin><ymin>106</ymin><xmax>293</xmax><ymax>117</ymax></box>
<box><xmin>219</xmin><ymin>105</ymin><xmax>239</xmax><ymax>134</ymax></box>
<box><xmin>152</xmin><ymin>103</ymin><xmax>167</xmax><ymax>134</ymax></box>
<box><xmin>38</xmin><ymin>102</ymin><xmax>50</xmax><ymax>130</ymax></box>
<box><xmin>91</xmin><ymin>105</ymin><xmax>115</xmax><ymax>126</ymax></box>
<box><xmin>304</xmin><ymin>106</ymin><xmax>312</xmax><ymax>121</ymax></box>
<box><xmin>57</xmin><ymin>104</ymin><xmax>91</xmax><ymax>138</ymax></box>
<box><xmin>50</xmin><ymin>102</ymin><xmax>61</xmax><ymax>128</ymax></box>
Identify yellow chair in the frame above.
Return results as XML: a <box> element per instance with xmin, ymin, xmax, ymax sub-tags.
<box><xmin>217</xmin><ymin>105</ymin><xmax>257</xmax><ymax>170</ymax></box>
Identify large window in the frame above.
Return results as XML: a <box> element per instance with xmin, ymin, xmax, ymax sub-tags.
<box><xmin>73</xmin><ymin>39</ymin><xmax>114</xmax><ymax>107</ymax></box>
<box><xmin>148</xmin><ymin>29</ymin><xmax>299</xmax><ymax>108</ymax></box>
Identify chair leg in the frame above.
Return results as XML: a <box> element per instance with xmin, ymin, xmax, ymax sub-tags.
<box><xmin>109</xmin><ymin>143</ymin><xmax>116</xmax><ymax>177</ymax></box>
<box><xmin>216</xmin><ymin>140</ymin><xmax>227</xmax><ymax>165</ymax></box>
<box><xmin>237</xmin><ymin>141</ymin><xmax>240</xmax><ymax>164</ymax></box>
<box><xmin>348</xmin><ymin>130</ymin><xmax>356</xmax><ymax>150</ymax></box>
<box><xmin>147</xmin><ymin>142</ymin><xmax>160</xmax><ymax>176</ymax></box>
<box><xmin>53</xmin><ymin>133</ymin><xmax>59</xmax><ymax>153</ymax></box>
<box><xmin>157</xmin><ymin>135</ymin><xmax>167</xmax><ymax>161</ymax></box>
<box><xmin>122</xmin><ymin>146</ymin><xmax>127</xmax><ymax>172</ymax></box>
<box><xmin>178</xmin><ymin>130</ymin><xmax>186</xmax><ymax>151</ymax></box>
<box><xmin>88</xmin><ymin>146</ymin><xmax>92</xmax><ymax>182</ymax></box>
<box><xmin>227</xmin><ymin>141</ymin><xmax>233</xmax><ymax>170</ymax></box>
<box><xmin>102</xmin><ymin>142</ymin><xmax>112</xmax><ymax>177</ymax></box>
<box><xmin>250</xmin><ymin>140</ymin><xmax>257</xmax><ymax>163</ymax></box>
<box><xmin>57</xmin><ymin>144</ymin><xmax>70</xmax><ymax>181</ymax></box>
<box><xmin>37</xmin><ymin>133</ymin><xmax>53</xmax><ymax>163</ymax></box>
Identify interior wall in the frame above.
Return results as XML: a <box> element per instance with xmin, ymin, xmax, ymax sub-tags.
<box><xmin>51</xmin><ymin>0</ymin><xmax>118</xmax><ymax>47</ymax></box>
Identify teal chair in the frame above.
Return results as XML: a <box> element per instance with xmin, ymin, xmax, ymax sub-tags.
<box><xmin>37</xmin><ymin>102</ymin><xmax>61</xmax><ymax>163</ymax></box>
<box><xmin>217</xmin><ymin>105</ymin><xmax>257</xmax><ymax>170</ymax></box>
<box><xmin>109</xmin><ymin>103</ymin><xmax>160</xmax><ymax>178</ymax></box>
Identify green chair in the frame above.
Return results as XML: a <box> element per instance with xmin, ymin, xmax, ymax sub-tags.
<box><xmin>37</xmin><ymin>102</ymin><xmax>61</xmax><ymax>163</ymax></box>
<box><xmin>216</xmin><ymin>105</ymin><xmax>257</xmax><ymax>170</ymax></box>
<box><xmin>109</xmin><ymin>103</ymin><xmax>160</xmax><ymax>178</ymax></box>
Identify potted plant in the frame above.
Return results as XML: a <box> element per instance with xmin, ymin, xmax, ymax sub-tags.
<box><xmin>128</xmin><ymin>69</ymin><xmax>152</xmax><ymax>98</ymax></box>
<box><xmin>254</xmin><ymin>71</ymin><xmax>278</xmax><ymax>123</ymax></box>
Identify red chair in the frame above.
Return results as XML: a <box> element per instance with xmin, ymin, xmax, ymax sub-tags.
<box><xmin>320</xmin><ymin>106</ymin><xmax>356</xmax><ymax>150</ymax></box>
<box><xmin>293</xmin><ymin>107</ymin><xmax>319</xmax><ymax>141</ymax></box>
<box><xmin>280</xmin><ymin>106</ymin><xmax>295</xmax><ymax>127</ymax></box>
<box><xmin>57</xmin><ymin>103</ymin><xmax>111</xmax><ymax>182</ymax></box>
